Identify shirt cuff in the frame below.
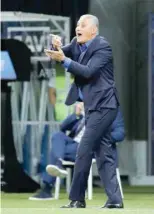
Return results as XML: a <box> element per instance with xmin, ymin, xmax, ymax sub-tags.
<box><xmin>62</xmin><ymin>57</ymin><xmax>72</xmax><ymax>69</ymax></box>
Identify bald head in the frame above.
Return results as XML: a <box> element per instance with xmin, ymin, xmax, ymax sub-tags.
<box><xmin>76</xmin><ymin>14</ymin><xmax>99</xmax><ymax>44</ymax></box>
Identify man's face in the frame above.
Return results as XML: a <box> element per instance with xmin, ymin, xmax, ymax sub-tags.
<box><xmin>75</xmin><ymin>17</ymin><xmax>97</xmax><ymax>44</ymax></box>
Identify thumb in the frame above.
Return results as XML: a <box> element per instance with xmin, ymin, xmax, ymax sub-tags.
<box><xmin>57</xmin><ymin>47</ymin><xmax>63</xmax><ymax>53</ymax></box>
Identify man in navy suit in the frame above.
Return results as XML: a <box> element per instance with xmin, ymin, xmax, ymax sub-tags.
<box><xmin>45</xmin><ymin>14</ymin><xmax>123</xmax><ymax>208</ymax></box>
<box><xmin>29</xmin><ymin>105</ymin><xmax>125</xmax><ymax>206</ymax></box>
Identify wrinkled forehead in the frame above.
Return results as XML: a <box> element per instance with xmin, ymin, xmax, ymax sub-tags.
<box><xmin>77</xmin><ymin>16</ymin><xmax>92</xmax><ymax>26</ymax></box>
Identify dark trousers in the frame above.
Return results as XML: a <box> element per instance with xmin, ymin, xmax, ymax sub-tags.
<box><xmin>69</xmin><ymin>108</ymin><xmax>122</xmax><ymax>204</ymax></box>
<box><xmin>42</xmin><ymin>131</ymin><xmax>78</xmax><ymax>186</ymax></box>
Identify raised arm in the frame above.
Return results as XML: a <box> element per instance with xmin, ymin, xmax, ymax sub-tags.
<box><xmin>45</xmin><ymin>38</ymin><xmax>111</xmax><ymax>79</ymax></box>
<box><xmin>67</xmin><ymin>45</ymin><xmax>112</xmax><ymax>79</ymax></box>
<box><xmin>60</xmin><ymin>114</ymin><xmax>82</xmax><ymax>132</ymax></box>
<box><xmin>61</xmin><ymin>44</ymin><xmax>72</xmax><ymax>58</ymax></box>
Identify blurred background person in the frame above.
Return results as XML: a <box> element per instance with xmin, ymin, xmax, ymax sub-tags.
<box><xmin>29</xmin><ymin>102</ymin><xmax>85</xmax><ymax>200</ymax></box>
<box><xmin>48</xmin><ymin>74</ymin><xmax>71</xmax><ymax>122</ymax></box>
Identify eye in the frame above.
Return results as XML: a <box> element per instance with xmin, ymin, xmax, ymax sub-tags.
<box><xmin>81</xmin><ymin>24</ymin><xmax>86</xmax><ymax>28</ymax></box>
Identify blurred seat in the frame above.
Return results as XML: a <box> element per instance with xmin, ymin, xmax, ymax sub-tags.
<box><xmin>54</xmin><ymin>159</ymin><xmax>124</xmax><ymax>200</ymax></box>
<box><xmin>54</xmin><ymin>159</ymin><xmax>96</xmax><ymax>200</ymax></box>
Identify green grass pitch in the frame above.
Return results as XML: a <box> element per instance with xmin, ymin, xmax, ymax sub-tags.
<box><xmin>1</xmin><ymin>186</ymin><xmax>154</xmax><ymax>214</ymax></box>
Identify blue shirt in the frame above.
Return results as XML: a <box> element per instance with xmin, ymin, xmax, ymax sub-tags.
<box><xmin>62</xmin><ymin>39</ymin><xmax>94</xmax><ymax>68</ymax></box>
<box><xmin>62</xmin><ymin>38</ymin><xmax>95</xmax><ymax>100</ymax></box>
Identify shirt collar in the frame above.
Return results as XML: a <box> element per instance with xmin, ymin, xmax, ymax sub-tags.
<box><xmin>79</xmin><ymin>37</ymin><xmax>96</xmax><ymax>52</ymax></box>
<box><xmin>85</xmin><ymin>39</ymin><xmax>94</xmax><ymax>48</ymax></box>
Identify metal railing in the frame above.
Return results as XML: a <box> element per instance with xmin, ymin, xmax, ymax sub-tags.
<box><xmin>12</xmin><ymin>121</ymin><xmax>60</xmax><ymax>179</ymax></box>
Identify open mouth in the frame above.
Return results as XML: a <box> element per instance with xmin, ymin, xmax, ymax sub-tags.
<box><xmin>77</xmin><ymin>33</ymin><xmax>82</xmax><ymax>37</ymax></box>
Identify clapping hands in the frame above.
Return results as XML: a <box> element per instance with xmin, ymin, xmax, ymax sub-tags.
<box><xmin>44</xmin><ymin>34</ymin><xmax>65</xmax><ymax>62</ymax></box>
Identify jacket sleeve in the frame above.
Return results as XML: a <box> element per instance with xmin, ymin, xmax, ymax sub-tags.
<box><xmin>62</xmin><ymin>37</ymin><xmax>76</xmax><ymax>57</ymax></box>
<box><xmin>62</xmin><ymin>44</ymin><xmax>72</xmax><ymax>57</ymax></box>
<box><xmin>60</xmin><ymin>113</ymin><xmax>82</xmax><ymax>132</ymax></box>
<box><xmin>67</xmin><ymin>45</ymin><xmax>112</xmax><ymax>79</ymax></box>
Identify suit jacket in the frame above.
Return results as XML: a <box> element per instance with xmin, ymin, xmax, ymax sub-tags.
<box><xmin>62</xmin><ymin>36</ymin><xmax>119</xmax><ymax>111</ymax></box>
<box><xmin>60</xmin><ymin>113</ymin><xmax>83</xmax><ymax>138</ymax></box>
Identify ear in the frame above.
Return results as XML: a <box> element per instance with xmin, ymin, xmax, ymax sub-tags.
<box><xmin>91</xmin><ymin>26</ymin><xmax>97</xmax><ymax>35</ymax></box>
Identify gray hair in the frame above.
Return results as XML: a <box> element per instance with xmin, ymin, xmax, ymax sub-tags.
<box><xmin>81</xmin><ymin>14</ymin><xmax>99</xmax><ymax>34</ymax></box>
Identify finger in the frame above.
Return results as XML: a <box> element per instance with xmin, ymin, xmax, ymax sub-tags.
<box><xmin>50</xmin><ymin>34</ymin><xmax>62</xmax><ymax>41</ymax></box>
<box><xmin>45</xmin><ymin>51</ymin><xmax>52</xmax><ymax>56</ymax></box>
<box><xmin>54</xmin><ymin>41</ymin><xmax>62</xmax><ymax>47</ymax></box>
<box><xmin>50</xmin><ymin>34</ymin><xmax>60</xmax><ymax>38</ymax></box>
<box><xmin>57</xmin><ymin>47</ymin><xmax>63</xmax><ymax>53</ymax></box>
<box><xmin>44</xmin><ymin>48</ymin><xmax>52</xmax><ymax>52</ymax></box>
<box><xmin>44</xmin><ymin>50</ymin><xmax>53</xmax><ymax>57</ymax></box>
<box><xmin>45</xmin><ymin>52</ymin><xmax>50</xmax><ymax>57</ymax></box>
<box><xmin>50</xmin><ymin>34</ymin><xmax>62</xmax><ymax>48</ymax></box>
<box><xmin>53</xmin><ymin>41</ymin><xmax>62</xmax><ymax>49</ymax></box>
<box><xmin>46</xmin><ymin>50</ymin><xmax>58</xmax><ymax>54</ymax></box>
<box><xmin>44</xmin><ymin>50</ymin><xmax>54</xmax><ymax>55</ymax></box>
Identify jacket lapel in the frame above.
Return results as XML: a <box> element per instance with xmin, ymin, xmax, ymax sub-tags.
<box><xmin>80</xmin><ymin>35</ymin><xmax>100</xmax><ymax>65</ymax></box>
<box><xmin>73</xmin><ymin>43</ymin><xmax>81</xmax><ymax>61</ymax></box>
